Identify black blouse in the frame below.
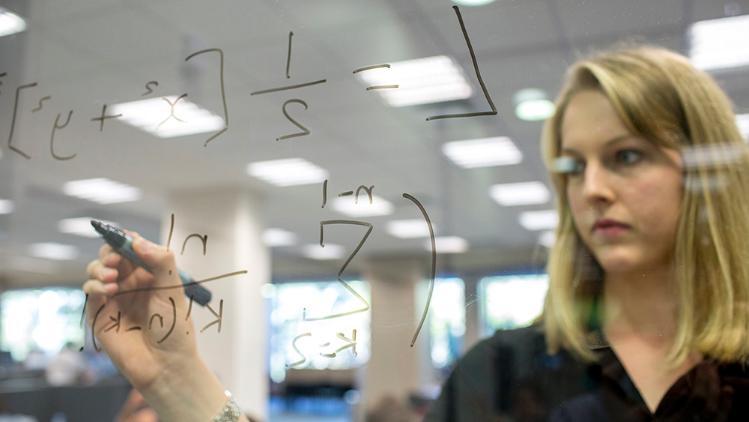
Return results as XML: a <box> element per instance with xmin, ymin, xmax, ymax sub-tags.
<box><xmin>424</xmin><ymin>325</ymin><xmax>749</xmax><ymax>421</ymax></box>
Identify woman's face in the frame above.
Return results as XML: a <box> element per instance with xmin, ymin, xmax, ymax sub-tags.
<box><xmin>559</xmin><ymin>90</ymin><xmax>684</xmax><ymax>275</ymax></box>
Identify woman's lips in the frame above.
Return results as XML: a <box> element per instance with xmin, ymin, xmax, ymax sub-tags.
<box><xmin>592</xmin><ymin>222</ymin><xmax>630</xmax><ymax>238</ymax></box>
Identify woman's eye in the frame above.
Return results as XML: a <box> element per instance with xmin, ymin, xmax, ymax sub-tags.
<box><xmin>615</xmin><ymin>149</ymin><xmax>642</xmax><ymax>165</ymax></box>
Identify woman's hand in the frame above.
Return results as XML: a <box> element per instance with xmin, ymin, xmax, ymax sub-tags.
<box><xmin>83</xmin><ymin>233</ymin><xmax>196</xmax><ymax>391</ymax></box>
<box><xmin>83</xmin><ymin>232</ymin><xmax>233</xmax><ymax>421</ymax></box>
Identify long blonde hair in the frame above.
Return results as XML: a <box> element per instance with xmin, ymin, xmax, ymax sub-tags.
<box><xmin>541</xmin><ymin>45</ymin><xmax>749</xmax><ymax>367</ymax></box>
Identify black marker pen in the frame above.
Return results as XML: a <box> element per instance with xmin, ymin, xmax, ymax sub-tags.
<box><xmin>91</xmin><ymin>220</ymin><xmax>212</xmax><ymax>306</ymax></box>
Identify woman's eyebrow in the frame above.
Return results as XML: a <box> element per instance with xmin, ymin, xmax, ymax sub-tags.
<box><xmin>560</xmin><ymin>134</ymin><xmax>635</xmax><ymax>154</ymax></box>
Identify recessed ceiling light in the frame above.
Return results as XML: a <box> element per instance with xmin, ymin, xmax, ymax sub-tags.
<box><xmin>426</xmin><ymin>236</ymin><xmax>468</xmax><ymax>254</ymax></box>
<box><xmin>452</xmin><ymin>0</ymin><xmax>496</xmax><ymax>5</ymax></box>
<box><xmin>111</xmin><ymin>96</ymin><xmax>225</xmax><ymax>138</ymax></box>
<box><xmin>354</xmin><ymin>55</ymin><xmax>472</xmax><ymax>107</ymax></box>
<box><xmin>514</xmin><ymin>89</ymin><xmax>555</xmax><ymax>121</ymax></box>
<box><xmin>29</xmin><ymin>242</ymin><xmax>79</xmax><ymax>261</ymax></box>
<box><xmin>63</xmin><ymin>178</ymin><xmax>141</xmax><ymax>204</ymax></box>
<box><xmin>58</xmin><ymin>217</ymin><xmax>117</xmax><ymax>238</ymax></box>
<box><xmin>0</xmin><ymin>199</ymin><xmax>13</xmax><ymax>214</ymax></box>
<box><xmin>0</xmin><ymin>7</ymin><xmax>26</xmax><ymax>37</ymax></box>
<box><xmin>490</xmin><ymin>182</ymin><xmax>550</xmax><ymax>206</ymax></box>
<box><xmin>737</xmin><ymin>113</ymin><xmax>749</xmax><ymax>140</ymax></box>
<box><xmin>442</xmin><ymin>137</ymin><xmax>522</xmax><ymax>168</ymax></box>
<box><xmin>263</xmin><ymin>228</ymin><xmax>297</xmax><ymax>247</ymax></box>
<box><xmin>332</xmin><ymin>195</ymin><xmax>393</xmax><ymax>217</ymax></box>
<box><xmin>386</xmin><ymin>219</ymin><xmax>436</xmax><ymax>239</ymax></box>
<box><xmin>519</xmin><ymin>210</ymin><xmax>558</xmax><ymax>231</ymax></box>
<box><xmin>690</xmin><ymin>14</ymin><xmax>749</xmax><ymax>71</ymax></box>
<box><xmin>247</xmin><ymin>158</ymin><xmax>328</xmax><ymax>187</ymax></box>
<box><xmin>302</xmin><ymin>243</ymin><xmax>344</xmax><ymax>260</ymax></box>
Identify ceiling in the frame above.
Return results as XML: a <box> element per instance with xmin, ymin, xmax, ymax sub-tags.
<box><xmin>0</xmin><ymin>0</ymin><xmax>747</xmax><ymax>286</ymax></box>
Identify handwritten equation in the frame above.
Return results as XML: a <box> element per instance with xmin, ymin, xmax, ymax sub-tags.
<box><xmin>54</xmin><ymin>5</ymin><xmax>486</xmax><ymax>362</ymax></box>
<box><xmin>2</xmin><ymin>6</ymin><xmax>495</xmax><ymax>161</ymax></box>
<box><xmin>80</xmin><ymin>213</ymin><xmax>245</xmax><ymax>351</ymax></box>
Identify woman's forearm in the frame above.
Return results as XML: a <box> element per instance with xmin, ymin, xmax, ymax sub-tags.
<box><xmin>141</xmin><ymin>354</ymin><xmax>244</xmax><ymax>422</ymax></box>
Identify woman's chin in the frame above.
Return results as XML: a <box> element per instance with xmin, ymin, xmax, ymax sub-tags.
<box><xmin>594</xmin><ymin>250</ymin><xmax>642</xmax><ymax>274</ymax></box>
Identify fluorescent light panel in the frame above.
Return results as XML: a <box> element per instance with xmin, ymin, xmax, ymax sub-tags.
<box><xmin>355</xmin><ymin>55</ymin><xmax>472</xmax><ymax>107</ymax></box>
<box><xmin>263</xmin><ymin>228</ymin><xmax>297</xmax><ymax>247</ymax></box>
<box><xmin>0</xmin><ymin>7</ymin><xmax>26</xmax><ymax>37</ymax></box>
<box><xmin>519</xmin><ymin>210</ymin><xmax>558</xmax><ymax>231</ymax></box>
<box><xmin>442</xmin><ymin>137</ymin><xmax>522</xmax><ymax>168</ymax></box>
<box><xmin>0</xmin><ymin>199</ymin><xmax>13</xmax><ymax>214</ymax></box>
<box><xmin>111</xmin><ymin>96</ymin><xmax>225</xmax><ymax>138</ymax></box>
<box><xmin>29</xmin><ymin>242</ymin><xmax>79</xmax><ymax>261</ymax></box>
<box><xmin>490</xmin><ymin>182</ymin><xmax>550</xmax><ymax>206</ymax></box>
<box><xmin>58</xmin><ymin>217</ymin><xmax>117</xmax><ymax>238</ymax></box>
<box><xmin>63</xmin><ymin>178</ymin><xmax>141</xmax><ymax>204</ymax></box>
<box><xmin>515</xmin><ymin>99</ymin><xmax>555</xmax><ymax>121</ymax></box>
<box><xmin>386</xmin><ymin>219</ymin><xmax>435</xmax><ymax>239</ymax></box>
<box><xmin>247</xmin><ymin>158</ymin><xmax>328</xmax><ymax>186</ymax></box>
<box><xmin>426</xmin><ymin>236</ymin><xmax>468</xmax><ymax>254</ymax></box>
<box><xmin>513</xmin><ymin>88</ymin><xmax>555</xmax><ymax>121</ymax></box>
<box><xmin>302</xmin><ymin>243</ymin><xmax>344</xmax><ymax>260</ymax></box>
<box><xmin>689</xmin><ymin>15</ymin><xmax>749</xmax><ymax>71</ymax></box>
<box><xmin>332</xmin><ymin>195</ymin><xmax>393</xmax><ymax>217</ymax></box>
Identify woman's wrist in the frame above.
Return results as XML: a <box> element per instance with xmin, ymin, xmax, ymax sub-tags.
<box><xmin>141</xmin><ymin>354</ymin><xmax>228</xmax><ymax>422</ymax></box>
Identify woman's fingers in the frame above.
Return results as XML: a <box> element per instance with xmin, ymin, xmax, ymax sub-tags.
<box><xmin>83</xmin><ymin>278</ymin><xmax>119</xmax><ymax>296</ymax></box>
<box><xmin>98</xmin><ymin>243</ymin><xmax>113</xmax><ymax>260</ymax></box>
<box><xmin>86</xmin><ymin>259</ymin><xmax>119</xmax><ymax>283</ymax></box>
<box><xmin>131</xmin><ymin>234</ymin><xmax>179</xmax><ymax>286</ymax></box>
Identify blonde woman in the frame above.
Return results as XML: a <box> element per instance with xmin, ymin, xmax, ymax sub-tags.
<box><xmin>426</xmin><ymin>46</ymin><xmax>749</xmax><ymax>421</ymax></box>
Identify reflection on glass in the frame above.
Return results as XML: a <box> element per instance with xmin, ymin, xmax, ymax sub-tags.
<box><xmin>480</xmin><ymin>273</ymin><xmax>548</xmax><ymax>336</ymax></box>
<box><xmin>267</xmin><ymin>281</ymin><xmax>370</xmax><ymax>383</ymax></box>
<box><xmin>0</xmin><ymin>288</ymin><xmax>85</xmax><ymax>361</ymax></box>
<box><xmin>427</xmin><ymin>277</ymin><xmax>465</xmax><ymax>369</ymax></box>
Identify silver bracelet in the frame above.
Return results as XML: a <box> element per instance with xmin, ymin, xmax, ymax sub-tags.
<box><xmin>212</xmin><ymin>390</ymin><xmax>241</xmax><ymax>422</ymax></box>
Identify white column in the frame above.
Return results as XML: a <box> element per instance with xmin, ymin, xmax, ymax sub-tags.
<box><xmin>164</xmin><ymin>187</ymin><xmax>269</xmax><ymax>419</ymax></box>
<box><xmin>359</xmin><ymin>257</ymin><xmax>428</xmax><ymax>415</ymax></box>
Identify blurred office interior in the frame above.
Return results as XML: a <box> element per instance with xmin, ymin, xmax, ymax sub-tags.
<box><xmin>0</xmin><ymin>0</ymin><xmax>748</xmax><ymax>420</ymax></box>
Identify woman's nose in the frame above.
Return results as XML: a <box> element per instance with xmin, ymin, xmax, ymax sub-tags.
<box><xmin>582</xmin><ymin>162</ymin><xmax>615</xmax><ymax>204</ymax></box>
